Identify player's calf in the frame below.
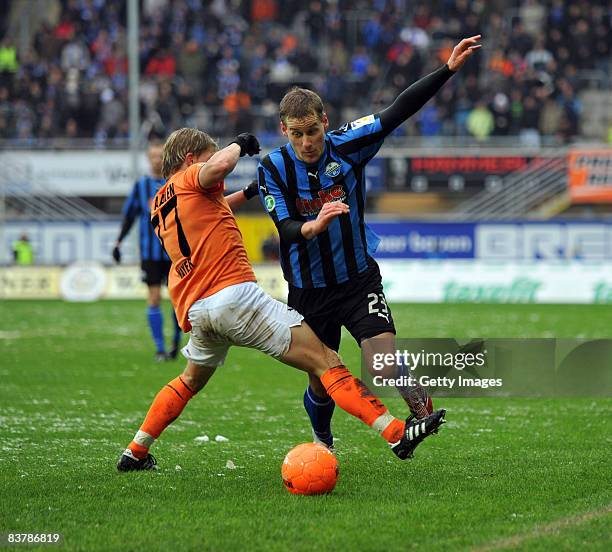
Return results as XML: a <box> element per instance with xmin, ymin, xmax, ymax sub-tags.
<box><xmin>361</xmin><ymin>334</ymin><xmax>434</xmax><ymax>420</ymax></box>
<box><xmin>117</xmin><ymin>362</ymin><xmax>215</xmax><ymax>471</ymax></box>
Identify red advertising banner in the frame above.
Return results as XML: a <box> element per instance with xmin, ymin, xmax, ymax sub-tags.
<box><xmin>568</xmin><ymin>149</ymin><xmax>612</xmax><ymax>203</ymax></box>
<box><xmin>392</xmin><ymin>156</ymin><xmax>541</xmax><ymax>192</ymax></box>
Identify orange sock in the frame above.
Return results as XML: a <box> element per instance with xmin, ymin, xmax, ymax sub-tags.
<box><xmin>320</xmin><ymin>366</ymin><xmax>404</xmax><ymax>444</ymax></box>
<box><xmin>128</xmin><ymin>376</ymin><xmax>195</xmax><ymax>458</ymax></box>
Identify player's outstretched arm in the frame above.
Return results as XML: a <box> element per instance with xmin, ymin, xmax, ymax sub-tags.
<box><xmin>198</xmin><ymin>133</ymin><xmax>261</xmax><ymax>189</ymax></box>
<box><xmin>378</xmin><ymin>34</ymin><xmax>481</xmax><ymax>135</ymax></box>
<box><xmin>225</xmin><ymin>180</ymin><xmax>259</xmax><ymax>212</ymax></box>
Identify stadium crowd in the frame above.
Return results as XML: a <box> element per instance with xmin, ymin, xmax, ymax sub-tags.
<box><xmin>0</xmin><ymin>0</ymin><xmax>609</xmax><ymax>145</ymax></box>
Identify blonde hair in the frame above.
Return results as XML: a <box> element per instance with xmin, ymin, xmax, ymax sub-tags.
<box><xmin>279</xmin><ymin>87</ymin><xmax>325</xmax><ymax>124</ymax></box>
<box><xmin>161</xmin><ymin>128</ymin><xmax>218</xmax><ymax>178</ymax></box>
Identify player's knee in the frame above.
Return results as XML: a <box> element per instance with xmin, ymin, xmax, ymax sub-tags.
<box><xmin>148</xmin><ymin>285</ymin><xmax>162</xmax><ymax>307</ymax></box>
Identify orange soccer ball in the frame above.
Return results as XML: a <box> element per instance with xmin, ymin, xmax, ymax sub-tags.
<box><xmin>281</xmin><ymin>443</ymin><xmax>339</xmax><ymax>495</ymax></box>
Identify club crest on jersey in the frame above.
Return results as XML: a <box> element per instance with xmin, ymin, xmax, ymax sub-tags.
<box><xmin>295</xmin><ymin>184</ymin><xmax>346</xmax><ymax>217</ymax></box>
<box><xmin>324</xmin><ymin>162</ymin><xmax>342</xmax><ymax>178</ymax></box>
<box><xmin>264</xmin><ymin>195</ymin><xmax>276</xmax><ymax>212</ymax></box>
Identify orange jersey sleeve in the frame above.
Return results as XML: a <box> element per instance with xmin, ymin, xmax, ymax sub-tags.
<box><xmin>150</xmin><ymin>163</ymin><xmax>256</xmax><ymax>331</ymax></box>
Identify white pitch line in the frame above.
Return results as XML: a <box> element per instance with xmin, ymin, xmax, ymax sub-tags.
<box><xmin>472</xmin><ymin>504</ymin><xmax>612</xmax><ymax>551</ymax></box>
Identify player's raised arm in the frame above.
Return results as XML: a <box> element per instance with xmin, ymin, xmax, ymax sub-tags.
<box><xmin>198</xmin><ymin>133</ymin><xmax>260</xmax><ymax>189</ymax></box>
<box><xmin>378</xmin><ymin>34</ymin><xmax>482</xmax><ymax>136</ymax></box>
<box><xmin>225</xmin><ymin>180</ymin><xmax>260</xmax><ymax>212</ymax></box>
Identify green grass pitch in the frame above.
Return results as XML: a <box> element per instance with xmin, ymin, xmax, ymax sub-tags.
<box><xmin>1</xmin><ymin>301</ymin><xmax>611</xmax><ymax>551</ymax></box>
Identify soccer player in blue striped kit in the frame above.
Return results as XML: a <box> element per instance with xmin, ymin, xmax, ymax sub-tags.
<box><xmin>113</xmin><ymin>141</ymin><xmax>182</xmax><ymax>361</ymax></box>
<box><xmin>258</xmin><ymin>36</ymin><xmax>481</xmax><ymax>449</ymax></box>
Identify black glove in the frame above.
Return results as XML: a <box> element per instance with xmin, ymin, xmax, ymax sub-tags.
<box><xmin>112</xmin><ymin>245</ymin><xmax>121</xmax><ymax>264</ymax></box>
<box><xmin>243</xmin><ymin>179</ymin><xmax>259</xmax><ymax>200</ymax></box>
<box><xmin>230</xmin><ymin>133</ymin><xmax>260</xmax><ymax>157</ymax></box>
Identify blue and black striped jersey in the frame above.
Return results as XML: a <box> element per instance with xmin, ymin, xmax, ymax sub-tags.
<box><xmin>121</xmin><ymin>175</ymin><xmax>169</xmax><ymax>262</ymax></box>
<box><xmin>258</xmin><ymin>114</ymin><xmax>384</xmax><ymax>288</ymax></box>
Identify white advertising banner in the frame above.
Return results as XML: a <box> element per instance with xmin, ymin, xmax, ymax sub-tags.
<box><xmin>0</xmin><ymin>150</ymin><xmax>260</xmax><ymax>196</ymax></box>
<box><xmin>378</xmin><ymin>260</ymin><xmax>612</xmax><ymax>304</ymax></box>
<box><xmin>1</xmin><ymin>261</ymin><xmax>611</xmax><ymax>303</ymax></box>
<box><xmin>1</xmin><ymin>264</ymin><xmax>287</xmax><ymax>301</ymax></box>
<box><xmin>475</xmin><ymin>223</ymin><xmax>612</xmax><ymax>260</ymax></box>
<box><xmin>0</xmin><ymin>151</ymin><xmax>148</xmax><ymax>196</ymax></box>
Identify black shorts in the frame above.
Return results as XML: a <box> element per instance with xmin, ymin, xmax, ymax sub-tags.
<box><xmin>288</xmin><ymin>260</ymin><xmax>395</xmax><ymax>351</ymax></box>
<box><xmin>140</xmin><ymin>260</ymin><xmax>172</xmax><ymax>286</ymax></box>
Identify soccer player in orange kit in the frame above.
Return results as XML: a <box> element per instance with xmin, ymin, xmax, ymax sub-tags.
<box><xmin>116</xmin><ymin>128</ymin><xmax>445</xmax><ymax>471</ymax></box>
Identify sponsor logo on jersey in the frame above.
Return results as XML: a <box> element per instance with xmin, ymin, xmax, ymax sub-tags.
<box><xmin>264</xmin><ymin>195</ymin><xmax>276</xmax><ymax>212</ymax></box>
<box><xmin>350</xmin><ymin>114</ymin><xmax>375</xmax><ymax>130</ymax></box>
<box><xmin>295</xmin><ymin>184</ymin><xmax>347</xmax><ymax>217</ymax></box>
<box><xmin>324</xmin><ymin>162</ymin><xmax>342</xmax><ymax>178</ymax></box>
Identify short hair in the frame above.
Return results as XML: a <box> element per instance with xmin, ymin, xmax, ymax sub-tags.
<box><xmin>279</xmin><ymin>87</ymin><xmax>324</xmax><ymax>124</ymax></box>
<box><xmin>161</xmin><ymin>128</ymin><xmax>218</xmax><ymax>179</ymax></box>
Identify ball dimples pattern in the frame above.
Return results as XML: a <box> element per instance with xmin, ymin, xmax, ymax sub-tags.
<box><xmin>282</xmin><ymin>443</ymin><xmax>339</xmax><ymax>495</ymax></box>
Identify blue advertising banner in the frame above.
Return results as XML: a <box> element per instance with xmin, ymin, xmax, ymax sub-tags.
<box><xmin>369</xmin><ymin>221</ymin><xmax>612</xmax><ymax>260</ymax></box>
<box><xmin>369</xmin><ymin>222</ymin><xmax>475</xmax><ymax>259</ymax></box>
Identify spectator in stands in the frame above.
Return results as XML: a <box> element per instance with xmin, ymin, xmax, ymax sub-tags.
<box><xmin>491</xmin><ymin>92</ymin><xmax>511</xmax><ymax>136</ymax></box>
<box><xmin>519</xmin><ymin>94</ymin><xmax>542</xmax><ymax>146</ymax></box>
<box><xmin>223</xmin><ymin>86</ymin><xmax>251</xmax><ymax>135</ymax></box>
<box><xmin>418</xmin><ymin>101</ymin><xmax>442</xmax><ymax>137</ymax></box>
<box><xmin>177</xmin><ymin>38</ymin><xmax>206</xmax><ymax>96</ymax></box>
<box><xmin>539</xmin><ymin>96</ymin><xmax>562</xmax><ymax>137</ymax></box>
<box><xmin>557</xmin><ymin>79</ymin><xmax>581</xmax><ymax>142</ymax></box>
<box><xmin>349</xmin><ymin>46</ymin><xmax>372</xmax><ymax>80</ymax></box>
<box><xmin>466</xmin><ymin>101</ymin><xmax>494</xmax><ymax>141</ymax></box>
<box><xmin>0</xmin><ymin>37</ymin><xmax>19</xmax><ymax>74</ymax></box>
<box><xmin>145</xmin><ymin>48</ymin><xmax>176</xmax><ymax>78</ymax></box>
<box><xmin>520</xmin><ymin>0</ymin><xmax>546</xmax><ymax>38</ymax></box>
<box><xmin>13</xmin><ymin>233</ymin><xmax>34</xmax><ymax>265</ymax></box>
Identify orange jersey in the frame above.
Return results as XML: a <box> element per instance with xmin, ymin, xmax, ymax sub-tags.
<box><xmin>150</xmin><ymin>163</ymin><xmax>256</xmax><ymax>331</ymax></box>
